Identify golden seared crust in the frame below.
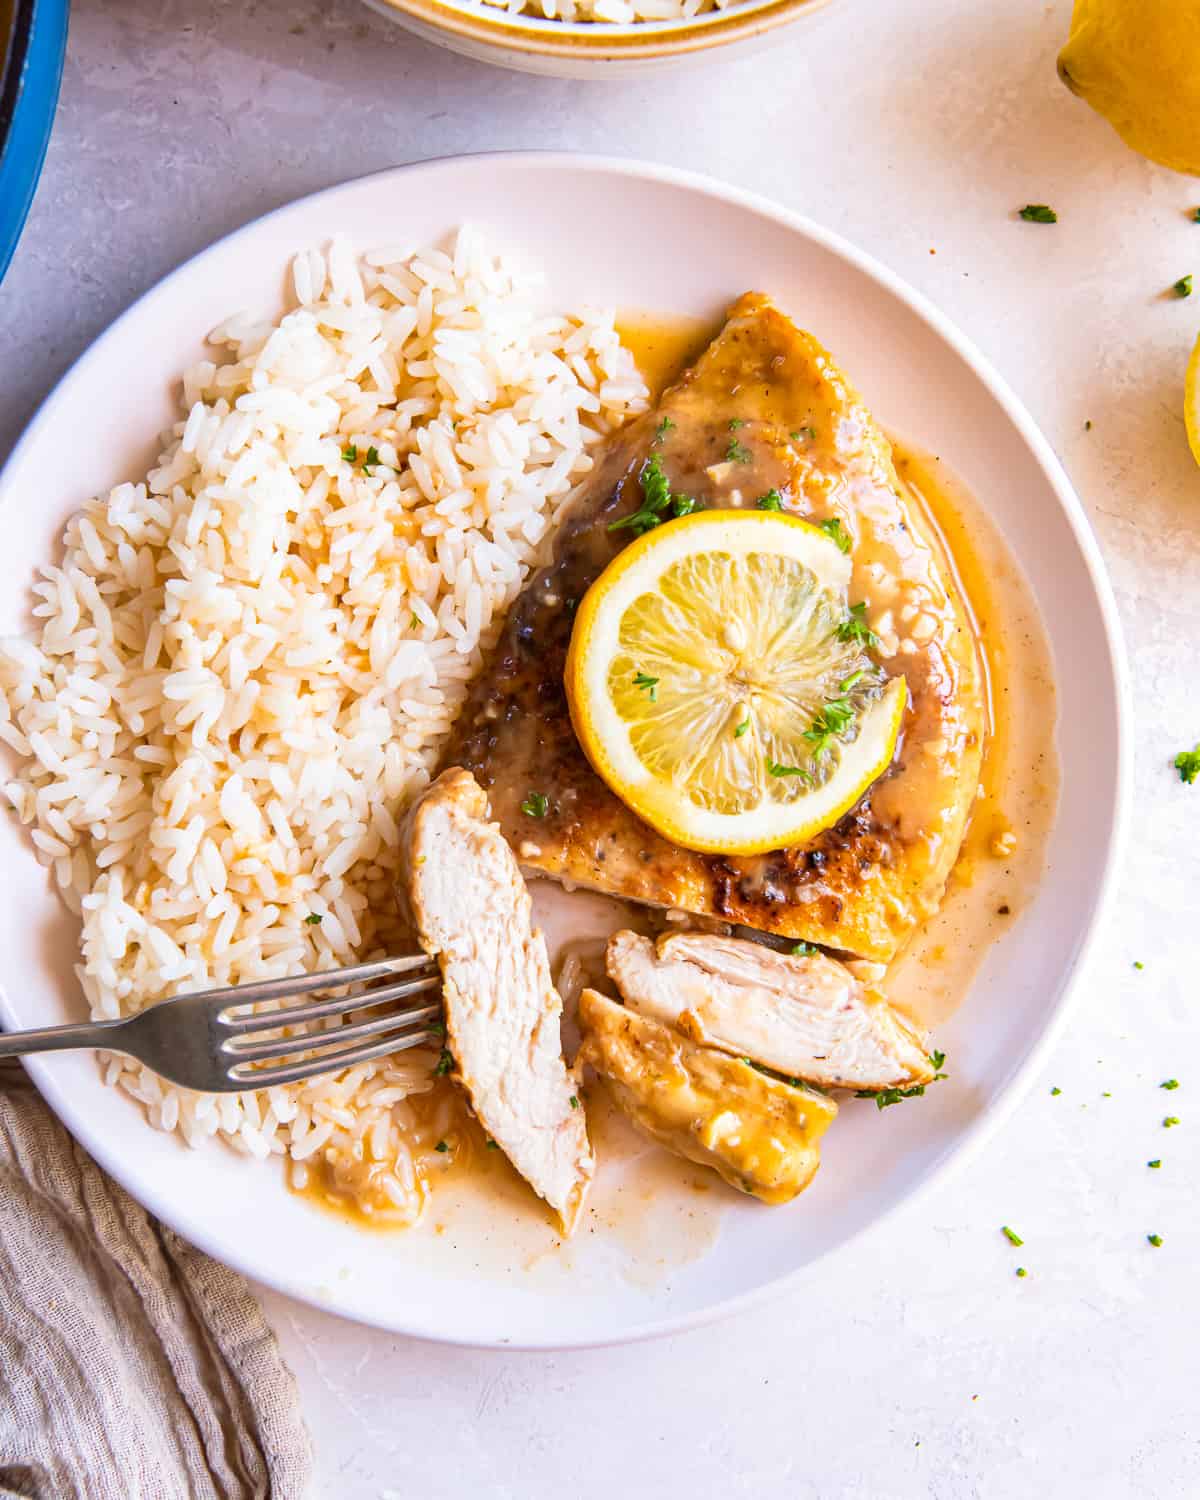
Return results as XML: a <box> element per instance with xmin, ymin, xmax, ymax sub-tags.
<box><xmin>577</xmin><ymin>987</ymin><xmax>837</xmax><ymax>1205</ymax></box>
<box><xmin>441</xmin><ymin>295</ymin><xmax>985</xmax><ymax>962</ymax></box>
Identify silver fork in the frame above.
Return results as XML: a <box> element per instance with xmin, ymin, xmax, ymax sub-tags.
<box><xmin>0</xmin><ymin>954</ymin><xmax>442</xmax><ymax>1093</ymax></box>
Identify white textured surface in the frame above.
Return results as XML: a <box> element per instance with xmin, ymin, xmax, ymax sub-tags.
<box><xmin>2</xmin><ymin>1</ymin><xmax>1198</xmax><ymax>1495</ymax></box>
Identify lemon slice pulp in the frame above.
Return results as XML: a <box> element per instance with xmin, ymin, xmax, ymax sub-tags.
<box><xmin>565</xmin><ymin>510</ymin><xmax>907</xmax><ymax>856</ymax></box>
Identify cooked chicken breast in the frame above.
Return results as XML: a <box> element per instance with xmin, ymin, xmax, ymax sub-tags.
<box><xmin>607</xmin><ymin>930</ymin><xmax>934</xmax><ymax>1092</ymax></box>
<box><xmin>577</xmin><ymin>987</ymin><xmax>837</xmax><ymax>1205</ymax></box>
<box><xmin>442</xmin><ymin>294</ymin><xmax>985</xmax><ymax>962</ymax></box>
<box><xmin>402</xmin><ymin>768</ymin><xmax>594</xmax><ymax>1234</ymax></box>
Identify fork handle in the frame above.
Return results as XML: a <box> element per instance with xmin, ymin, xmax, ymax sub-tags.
<box><xmin>0</xmin><ymin>1015</ymin><xmax>130</xmax><ymax>1059</ymax></box>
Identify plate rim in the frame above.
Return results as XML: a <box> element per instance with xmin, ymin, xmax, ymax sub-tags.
<box><xmin>0</xmin><ymin>151</ymin><xmax>1132</xmax><ymax>1350</ymax></box>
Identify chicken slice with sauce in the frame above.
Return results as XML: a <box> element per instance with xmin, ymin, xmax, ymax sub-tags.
<box><xmin>577</xmin><ymin>987</ymin><xmax>837</xmax><ymax>1205</ymax></box>
<box><xmin>401</xmin><ymin>768</ymin><xmax>594</xmax><ymax>1234</ymax></box>
<box><xmin>607</xmin><ymin>930</ymin><xmax>934</xmax><ymax>1093</ymax></box>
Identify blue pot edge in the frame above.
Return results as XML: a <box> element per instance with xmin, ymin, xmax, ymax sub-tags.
<box><xmin>0</xmin><ymin>0</ymin><xmax>69</xmax><ymax>287</ymax></box>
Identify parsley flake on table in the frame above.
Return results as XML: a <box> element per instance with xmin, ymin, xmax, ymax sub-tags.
<box><xmin>1148</xmin><ymin>1159</ymin><xmax>1162</xmax><ymax>1169</ymax></box>
<box><xmin>1161</xmin><ymin>1079</ymin><xmax>1180</xmax><ymax>1090</ymax></box>
<box><xmin>1164</xmin><ymin>1116</ymin><xmax>1180</xmax><ymax>1128</ymax></box>
<box><xmin>1050</xmin><ymin>1086</ymin><xmax>1062</xmax><ymax>1096</ymax></box>
<box><xmin>1001</xmin><ymin>1225</ymin><xmax>1024</xmax><ymax>1247</ymax></box>
<box><xmin>756</xmin><ymin>490</ymin><xmax>784</xmax><ymax>511</ymax></box>
<box><xmin>1148</xmin><ymin>1234</ymin><xmax>1164</xmax><ymax>1247</ymax></box>
<box><xmin>1018</xmin><ymin>204</ymin><xmax>1057</xmax><ymax>223</ymax></box>
<box><xmin>633</xmin><ymin>671</ymin><xmax>659</xmax><ymax>702</ymax></box>
<box><xmin>1174</xmin><ymin>744</ymin><xmax>1200</xmax><ymax>784</ymax></box>
<box><xmin>1173</xmin><ymin>274</ymin><xmax>1194</xmax><ymax>298</ymax></box>
<box><xmin>1016</xmin><ymin>1267</ymin><xmax>1028</xmax><ymax>1278</ymax></box>
<box><xmin>1133</xmin><ymin>961</ymin><xmax>1144</xmax><ymax>970</ymax></box>
<box><xmin>520</xmin><ymin>791</ymin><xmax>549</xmax><ymax>819</ymax></box>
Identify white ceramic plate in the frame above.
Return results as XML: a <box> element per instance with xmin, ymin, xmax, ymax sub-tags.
<box><xmin>0</xmin><ymin>155</ymin><xmax>1128</xmax><ymax>1349</ymax></box>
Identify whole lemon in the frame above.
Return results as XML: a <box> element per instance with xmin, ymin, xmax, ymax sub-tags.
<box><xmin>1058</xmin><ymin>0</ymin><xmax>1200</xmax><ymax>175</ymax></box>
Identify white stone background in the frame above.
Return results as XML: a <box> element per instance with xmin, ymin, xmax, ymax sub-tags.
<box><xmin>2</xmin><ymin>0</ymin><xmax>1198</xmax><ymax>1495</ymax></box>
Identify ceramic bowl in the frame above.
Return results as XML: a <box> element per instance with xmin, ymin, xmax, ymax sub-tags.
<box><xmin>362</xmin><ymin>0</ymin><xmax>832</xmax><ymax>78</ymax></box>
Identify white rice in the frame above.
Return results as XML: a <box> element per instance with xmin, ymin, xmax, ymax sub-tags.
<box><xmin>0</xmin><ymin>226</ymin><xmax>648</xmax><ymax>1224</ymax></box>
<box><xmin>477</xmin><ymin>0</ymin><xmax>734</xmax><ymax>23</ymax></box>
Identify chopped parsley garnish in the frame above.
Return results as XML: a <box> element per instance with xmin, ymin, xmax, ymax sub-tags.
<box><xmin>856</xmin><ymin>1051</ymin><xmax>948</xmax><ymax>1109</ymax></box>
<box><xmin>1164</xmin><ymin>1116</ymin><xmax>1180</xmax><ymax>1127</ymax></box>
<box><xmin>839</xmin><ymin>669</ymin><xmax>866</xmax><ymax>691</ymax></box>
<box><xmin>608</xmin><ymin>454</ymin><xmax>682</xmax><ymax>536</ymax></box>
<box><xmin>1050</xmin><ymin>1086</ymin><xmax>1062</xmax><ymax>1096</ymax></box>
<box><xmin>569</xmin><ymin>1095</ymin><xmax>580</xmax><ymax>1109</ymax></box>
<box><xmin>726</xmin><ymin>438</ymin><xmax>752</xmax><ymax>464</ymax></box>
<box><xmin>1148</xmin><ymin>1159</ymin><xmax>1162</xmax><ymax>1169</ymax></box>
<box><xmin>756</xmin><ymin>490</ymin><xmax>784</xmax><ymax>511</ymax></box>
<box><xmin>1194</xmin><ymin>209</ymin><xmax>1200</xmax><ymax>223</ymax></box>
<box><xmin>304</xmin><ymin>913</ymin><xmax>322</xmax><ymax>925</ymax></box>
<box><xmin>1148</xmin><ymin>1234</ymin><xmax>1163</xmax><ymax>1247</ymax></box>
<box><xmin>654</xmin><ymin>416</ymin><xmax>675</xmax><ymax>444</ymax></box>
<box><xmin>486</xmin><ymin>1138</ymin><xmax>499</xmax><ymax>1150</ymax></box>
<box><xmin>520</xmin><ymin>791</ymin><xmax>549</xmax><ymax>819</ymax></box>
<box><xmin>766</xmin><ymin>758</ymin><xmax>810</xmax><ymax>781</ymax></box>
<box><xmin>1174</xmin><ymin>744</ymin><xmax>1200</xmax><ymax>784</ymax></box>
<box><xmin>1018</xmin><ymin>204</ymin><xmax>1057</xmax><ymax>223</ymax></box>
<box><xmin>1161</xmin><ymin>1079</ymin><xmax>1180</xmax><ymax>1090</ymax></box>
<box><xmin>633</xmin><ymin>671</ymin><xmax>659</xmax><ymax>702</ymax></box>
<box><xmin>804</xmin><ymin>693</ymin><xmax>856</xmax><ymax>757</ymax></box>
<box><xmin>835</xmin><ymin>601</ymin><xmax>880</xmax><ymax>650</ymax></box>
<box><xmin>362</xmin><ymin>444</ymin><xmax>382</xmax><ymax>473</ymax></box>
<box><xmin>1174</xmin><ymin>274</ymin><xmax>1194</xmax><ymax>298</ymax></box>
<box><xmin>434</xmin><ymin>1048</ymin><xmax>453</xmax><ymax>1077</ymax></box>
<box><xmin>819</xmin><ymin>517</ymin><xmax>852</xmax><ymax>553</ymax></box>
<box><xmin>671</xmin><ymin>494</ymin><xmax>699</xmax><ymax>517</ymax></box>
<box><xmin>734</xmin><ymin>718</ymin><xmax>750</xmax><ymax>738</ymax></box>
<box><xmin>1001</xmin><ymin>1225</ymin><xmax>1024</xmax><ymax>1247</ymax></box>
<box><xmin>435</xmin><ymin>1140</ymin><xmax>449</xmax><ymax>1153</ymax></box>
<box><xmin>341</xmin><ymin>443</ymin><xmax>359</xmax><ymax>463</ymax></box>
<box><xmin>790</xmin><ymin>941</ymin><xmax>818</xmax><ymax>957</ymax></box>
<box><xmin>790</xmin><ymin>427</ymin><xmax>815</xmax><ymax>442</ymax></box>
<box><xmin>409</xmin><ymin>612</ymin><xmax>420</xmax><ymax>630</ymax></box>
<box><xmin>728</xmin><ymin>418</ymin><xmax>745</xmax><ymax>430</ymax></box>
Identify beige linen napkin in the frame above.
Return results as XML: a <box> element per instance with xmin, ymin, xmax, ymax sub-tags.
<box><xmin>0</xmin><ymin>1061</ymin><xmax>312</xmax><ymax>1500</ymax></box>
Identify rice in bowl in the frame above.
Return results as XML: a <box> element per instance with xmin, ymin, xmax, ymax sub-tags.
<box><xmin>0</xmin><ymin>227</ymin><xmax>648</xmax><ymax>1225</ymax></box>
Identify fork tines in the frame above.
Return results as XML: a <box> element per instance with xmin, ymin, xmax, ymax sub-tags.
<box><xmin>218</xmin><ymin>953</ymin><xmax>443</xmax><ymax>1088</ymax></box>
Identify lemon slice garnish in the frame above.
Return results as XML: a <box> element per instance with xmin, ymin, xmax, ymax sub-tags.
<box><xmin>1186</xmin><ymin>330</ymin><xmax>1200</xmax><ymax>470</ymax></box>
<box><xmin>565</xmin><ymin>510</ymin><xmax>907</xmax><ymax>856</ymax></box>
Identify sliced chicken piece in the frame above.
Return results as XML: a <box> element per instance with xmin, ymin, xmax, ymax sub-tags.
<box><xmin>577</xmin><ymin>988</ymin><xmax>837</xmax><ymax>1206</ymax></box>
<box><xmin>402</xmin><ymin>768</ymin><xmax>594</xmax><ymax>1234</ymax></box>
<box><xmin>607</xmin><ymin>931</ymin><xmax>934</xmax><ymax>1093</ymax></box>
